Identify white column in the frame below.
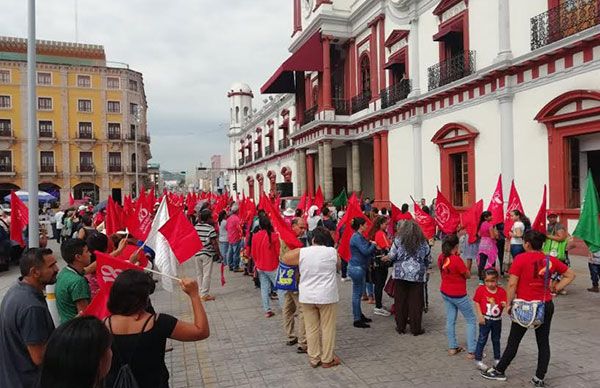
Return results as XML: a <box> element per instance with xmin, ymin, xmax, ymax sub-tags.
<box><xmin>297</xmin><ymin>149</ymin><xmax>306</xmax><ymax>196</ymax></box>
<box><xmin>323</xmin><ymin>141</ymin><xmax>333</xmax><ymax>200</ymax></box>
<box><xmin>499</xmin><ymin>92</ymin><xmax>515</xmax><ymax>192</ymax></box>
<box><xmin>317</xmin><ymin>142</ymin><xmax>324</xmax><ymax>190</ymax></box>
<box><xmin>352</xmin><ymin>141</ymin><xmax>361</xmax><ymax>192</ymax></box>
<box><xmin>346</xmin><ymin>143</ymin><xmax>353</xmax><ymax>192</ymax></box>
<box><xmin>412</xmin><ymin>121</ymin><xmax>423</xmax><ymax>199</ymax></box>
<box><xmin>496</xmin><ymin>0</ymin><xmax>513</xmax><ymax>62</ymax></box>
<box><xmin>408</xmin><ymin>9</ymin><xmax>421</xmax><ymax>97</ymax></box>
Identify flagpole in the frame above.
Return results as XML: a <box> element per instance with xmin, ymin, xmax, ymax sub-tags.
<box><xmin>143</xmin><ymin>267</ymin><xmax>181</xmax><ymax>282</ymax></box>
<box><xmin>27</xmin><ymin>0</ymin><xmax>39</xmax><ymax>248</ymax></box>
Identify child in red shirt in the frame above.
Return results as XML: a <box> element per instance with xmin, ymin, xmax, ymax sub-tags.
<box><xmin>473</xmin><ymin>269</ymin><xmax>507</xmax><ymax>371</ymax></box>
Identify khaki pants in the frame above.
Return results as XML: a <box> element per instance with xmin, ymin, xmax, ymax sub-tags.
<box><xmin>301</xmin><ymin>302</ymin><xmax>337</xmax><ymax>366</ymax></box>
<box><xmin>282</xmin><ymin>291</ymin><xmax>306</xmax><ymax>348</ymax></box>
<box><xmin>194</xmin><ymin>253</ymin><xmax>213</xmax><ymax>296</ymax></box>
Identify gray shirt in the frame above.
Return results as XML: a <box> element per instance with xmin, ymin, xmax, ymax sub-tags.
<box><xmin>0</xmin><ymin>280</ymin><xmax>55</xmax><ymax>388</ymax></box>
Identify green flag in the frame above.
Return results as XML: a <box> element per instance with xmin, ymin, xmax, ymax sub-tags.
<box><xmin>331</xmin><ymin>188</ymin><xmax>348</xmax><ymax>208</ymax></box>
<box><xmin>573</xmin><ymin>170</ymin><xmax>600</xmax><ymax>253</ymax></box>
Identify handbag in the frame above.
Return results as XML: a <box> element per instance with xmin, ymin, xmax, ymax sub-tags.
<box><xmin>510</xmin><ymin>255</ymin><xmax>550</xmax><ymax>329</ymax></box>
<box><xmin>275</xmin><ymin>262</ymin><xmax>299</xmax><ymax>291</ymax></box>
<box><xmin>384</xmin><ymin>276</ymin><xmax>395</xmax><ymax>298</ymax></box>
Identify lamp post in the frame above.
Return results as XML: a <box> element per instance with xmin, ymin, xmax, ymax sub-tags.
<box><xmin>133</xmin><ymin>105</ymin><xmax>143</xmax><ymax>197</ymax></box>
<box><xmin>27</xmin><ymin>0</ymin><xmax>39</xmax><ymax>247</ymax></box>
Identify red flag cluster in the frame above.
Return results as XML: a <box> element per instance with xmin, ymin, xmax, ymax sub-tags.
<box><xmin>337</xmin><ymin>194</ymin><xmax>372</xmax><ymax>261</ymax></box>
<box><xmin>9</xmin><ymin>192</ymin><xmax>28</xmax><ymax>247</ymax></box>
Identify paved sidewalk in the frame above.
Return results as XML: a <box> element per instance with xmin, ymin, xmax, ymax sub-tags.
<box><xmin>1</xmin><ymin>241</ymin><xmax>599</xmax><ymax>387</ymax></box>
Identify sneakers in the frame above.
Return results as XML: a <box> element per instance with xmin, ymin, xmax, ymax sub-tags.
<box><xmin>493</xmin><ymin>359</ymin><xmax>500</xmax><ymax>367</ymax></box>
<box><xmin>373</xmin><ymin>307</ymin><xmax>391</xmax><ymax>317</ymax></box>
<box><xmin>353</xmin><ymin>320</ymin><xmax>370</xmax><ymax>328</ymax></box>
<box><xmin>360</xmin><ymin>314</ymin><xmax>372</xmax><ymax>323</ymax></box>
<box><xmin>340</xmin><ymin>277</ymin><xmax>350</xmax><ymax>282</ymax></box>
<box><xmin>480</xmin><ymin>368</ymin><xmax>507</xmax><ymax>381</ymax></box>
<box><xmin>475</xmin><ymin>361</ymin><xmax>489</xmax><ymax>371</ymax></box>
<box><xmin>587</xmin><ymin>286</ymin><xmax>599</xmax><ymax>293</ymax></box>
<box><xmin>531</xmin><ymin>376</ymin><xmax>545</xmax><ymax>387</ymax></box>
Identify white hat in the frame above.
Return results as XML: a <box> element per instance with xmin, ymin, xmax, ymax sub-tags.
<box><xmin>283</xmin><ymin>208</ymin><xmax>294</xmax><ymax>217</ymax></box>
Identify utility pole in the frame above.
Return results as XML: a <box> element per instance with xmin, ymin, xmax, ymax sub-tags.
<box><xmin>27</xmin><ymin>0</ymin><xmax>39</xmax><ymax>247</ymax></box>
<box><xmin>134</xmin><ymin>105</ymin><xmax>142</xmax><ymax>197</ymax></box>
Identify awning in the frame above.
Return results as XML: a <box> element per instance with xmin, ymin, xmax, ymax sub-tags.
<box><xmin>384</xmin><ymin>52</ymin><xmax>406</xmax><ymax>70</ymax></box>
<box><xmin>261</xmin><ymin>32</ymin><xmax>323</xmax><ymax>94</ymax></box>
<box><xmin>433</xmin><ymin>19</ymin><xmax>463</xmax><ymax>41</ymax></box>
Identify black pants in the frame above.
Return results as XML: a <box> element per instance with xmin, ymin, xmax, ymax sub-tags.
<box><xmin>341</xmin><ymin>259</ymin><xmax>348</xmax><ymax>278</ymax></box>
<box><xmin>496</xmin><ymin>301</ymin><xmax>554</xmax><ymax>380</ymax></box>
<box><xmin>478</xmin><ymin>253</ymin><xmax>488</xmax><ymax>281</ymax></box>
<box><xmin>394</xmin><ymin>280</ymin><xmax>424</xmax><ymax>334</ymax></box>
<box><xmin>371</xmin><ymin>266</ymin><xmax>388</xmax><ymax>309</ymax></box>
<box><xmin>496</xmin><ymin>239</ymin><xmax>505</xmax><ymax>275</ymax></box>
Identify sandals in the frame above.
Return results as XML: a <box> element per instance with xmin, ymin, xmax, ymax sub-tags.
<box><xmin>448</xmin><ymin>347</ymin><xmax>465</xmax><ymax>356</ymax></box>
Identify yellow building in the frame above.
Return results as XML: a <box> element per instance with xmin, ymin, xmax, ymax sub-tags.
<box><xmin>0</xmin><ymin>36</ymin><xmax>151</xmax><ymax>205</ymax></box>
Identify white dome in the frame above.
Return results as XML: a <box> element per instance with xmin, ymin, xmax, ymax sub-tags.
<box><xmin>229</xmin><ymin>82</ymin><xmax>253</xmax><ymax>95</ymax></box>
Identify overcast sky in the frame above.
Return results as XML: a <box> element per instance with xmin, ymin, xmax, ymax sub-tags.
<box><xmin>3</xmin><ymin>0</ymin><xmax>291</xmax><ymax>172</ymax></box>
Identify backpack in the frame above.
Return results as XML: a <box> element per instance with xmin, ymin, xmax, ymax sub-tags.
<box><xmin>106</xmin><ymin>314</ymin><xmax>154</xmax><ymax>388</ymax></box>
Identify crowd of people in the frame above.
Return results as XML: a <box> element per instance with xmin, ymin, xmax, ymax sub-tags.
<box><xmin>0</xmin><ymin>193</ymin><xmax>595</xmax><ymax>387</ymax></box>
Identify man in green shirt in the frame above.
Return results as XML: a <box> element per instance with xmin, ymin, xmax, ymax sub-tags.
<box><xmin>56</xmin><ymin>238</ymin><xmax>91</xmax><ymax>323</ymax></box>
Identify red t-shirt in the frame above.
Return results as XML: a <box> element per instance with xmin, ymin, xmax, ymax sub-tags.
<box><xmin>226</xmin><ymin>214</ymin><xmax>242</xmax><ymax>243</ymax></box>
<box><xmin>473</xmin><ymin>285</ymin><xmax>507</xmax><ymax>320</ymax></box>
<box><xmin>509</xmin><ymin>251</ymin><xmax>569</xmax><ymax>302</ymax></box>
<box><xmin>438</xmin><ymin>254</ymin><xmax>469</xmax><ymax>297</ymax></box>
<box><xmin>374</xmin><ymin>230</ymin><xmax>391</xmax><ymax>250</ymax></box>
<box><xmin>251</xmin><ymin>230</ymin><xmax>281</xmax><ymax>272</ymax></box>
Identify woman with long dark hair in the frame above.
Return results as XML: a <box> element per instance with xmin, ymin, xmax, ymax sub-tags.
<box><xmin>367</xmin><ymin>216</ymin><xmax>392</xmax><ymax>316</ymax></box>
<box><xmin>38</xmin><ymin>316</ymin><xmax>112</xmax><ymax>388</ymax></box>
<box><xmin>508</xmin><ymin>210</ymin><xmax>525</xmax><ymax>260</ymax></box>
<box><xmin>388</xmin><ymin>220</ymin><xmax>430</xmax><ymax>335</ymax></box>
<box><xmin>251</xmin><ymin>215</ymin><xmax>283</xmax><ymax>318</ymax></box>
<box><xmin>105</xmin><ymin>270</ymin><xmax>209</xmax><ymax>388</ymax></box>
<box><xmin>348</xmin><ymin>217</ymin><xmax>376</xmax><ymax>328</ymax></box>
<box><xmin>438</xmin><ymin>234</ymin><xmax>477</xmax><ymax>358</ymax></box>
<box><xmin>217</xmin><ymin>210</ymin><xmax>229</xmax><ymax>264</ymax></box>
<box><xmin>477</xmin><ymin>211</ymin><xmax>498</xmax><ymax>282</ymax></box>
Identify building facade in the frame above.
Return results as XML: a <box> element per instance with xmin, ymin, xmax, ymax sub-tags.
<box><xmin>244</xmin><ymin>0</ymin><xmax>600</xmax><ymax>233</ymax></box>
<box><xmin>228</xmin><ymin>83</ymin><xmax>298</xmax><ymax>201</ymax></box>
<box><xmin>0</xmin><ymin>37</ymin><xmax>151</xmax><ymax>205</ymax></box>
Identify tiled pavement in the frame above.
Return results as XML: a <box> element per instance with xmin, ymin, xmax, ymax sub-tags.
<box><xmin>1</xmin><ymin>240</ymin><xmax>600</xmax><ymax>387</ymax></box>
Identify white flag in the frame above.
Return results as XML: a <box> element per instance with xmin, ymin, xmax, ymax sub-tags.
<box><xmin>145</xmin><ymin>197</ymin><xmax>178</xmax><ymax>291</ymax></box>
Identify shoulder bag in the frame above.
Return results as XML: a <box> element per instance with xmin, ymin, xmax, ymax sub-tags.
<box><xmin>510</xmin><ymin>256</ymin><xmax>550</xmax><ymax>329</ymax></box>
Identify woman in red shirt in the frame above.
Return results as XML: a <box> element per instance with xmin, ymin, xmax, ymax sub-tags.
<box><xmin>438</xmin><ymin>234</ymin><xmax>477</xmax><ymax>358</ymax></box>
<box><xmin>367</xmin><ymin>216</ymin><xmax>392</xmax><ymax>316</ymax></box>
<box><xmin>251</xmin><ymin>215</ymin><xmax>282</xmax><ymax>318</ymax></box>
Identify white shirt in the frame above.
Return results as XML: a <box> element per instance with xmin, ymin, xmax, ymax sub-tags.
<box><xmin>55</xmin><ymin>211</ymin><xmax>65</xmax><ymax>229</ymax></box>
<box><xmin>510</xmin><ymin>221</ymin><xmax>525</xmax><ymax>245</ymax></box>
<box><xmin>298</xmin><ymin>245</ymin><xmax>339</xmax><ymax>304</ymax></box>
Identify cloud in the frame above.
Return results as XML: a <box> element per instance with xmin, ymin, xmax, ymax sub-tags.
<box><xmin>2</xmin><ymin>0</ymin><xmax>292</xmax><ymax>171</ymax></box>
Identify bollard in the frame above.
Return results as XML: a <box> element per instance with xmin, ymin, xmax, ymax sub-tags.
<box><xmin>45</xmin><ymin>284</ymin><xmax>60</xmax><ymax>327</ymax></box>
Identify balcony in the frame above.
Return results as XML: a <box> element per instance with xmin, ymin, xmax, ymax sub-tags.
<box><xmin>334</xmin><ymin>98</ymin><xmax>351</xmax><ymax>115</ymax></box>
<box><xmin>278</xmin><ymin>138</ymin><xmax>290</xmax><ymax>150</ymax></box>
<box><xmin>77</xmin><ymin>165</ymin><xmax>95</xmax><ymax>175</ymax></box>
<box><xmin>108</xmin><ymin>165</ymin><xmax>122</xmax><ymax>173</ymax></box>
<box><xmin>245</xmin><ymin>155</ymin><xmax>252</xmax><ymax>164</ymax></box>
<box><xmin>381</xmin><ymin>80</ymin><xmax>412</xmax><ymax>109</ymax></box>
<box><xmin>264</xmin><ymin>144</ymin><xmax>274</xmax><ymax>156</ymax></box>
<box><xmin>531</xmin><ymin>0</ymin><xmax>600</xmax><ymax>51</ymax></box>
<box><xmin>77</xmin><ymin>131</ymin><xmax>94</xmax><ymax>140</ymax></box>
<box><xmin>40</xmin><ymin>164</ymin><xmax>55</xmax><ymax>175</ymax></box>
<box><xmin>39</xmin><ymin>130</ymin><xmax>55</xmax><ymax>139</ymax></box>
<box><xmin>303</xmin><ymin>106</ymin><xmax>318</xmax><ymax>125</ymax></box>
<box><xmin>108</xmin><ymin>131</ymin><xmax>121</xmax><ymax>140</ymax></box>
<box><xmin>0</xmin><ymin>164</ymin><xmax>15</xmax><ymax>176</ymax></box>
<box><xmin>238</xmin><ymin>157</ymin><xmax>245</xmax><ymax>166</ymax></box>
<box><xmin>0</xmin><ymin>129</ymin><xmax>12</xmax><ymax>137</ymax></box>
<box><xmin>427</xmin><ymin>50</ymin><xmax>476</xmax><ymax>91</ymax></box>
<box><xmin>254</xmin><ymin>150</ymin><xmax>262</xmax><ymax>160</ymax></box>
<box><xmin>351</xmin><ymin>90</ymin><xmax>371</xmax><ymax>113</ymax></box>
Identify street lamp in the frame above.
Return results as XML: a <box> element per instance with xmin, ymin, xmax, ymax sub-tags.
<box><xmin>133</xmin><ymin>105</ymin><xmax>143</xmax><ymax>197</ymax></box>
<box><xmin>27</xmin><ymin>0</ymin><xmax>39</xmax><ymax>247</ymax></box>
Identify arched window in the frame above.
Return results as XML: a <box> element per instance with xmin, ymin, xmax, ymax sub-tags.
<box><xmin>235</xmin><ymin>106</ymin><xmax>240</xmax><ymax>123</ymax></box>
<box><xmin>360</xmin><ymin>54</ymin><xmax>371</xmax><ymax>95</ymax></box>
<box><xmin>243</xmin><ymin>106</ymin><xmax>249</xmax><ymax>117</ymax></box>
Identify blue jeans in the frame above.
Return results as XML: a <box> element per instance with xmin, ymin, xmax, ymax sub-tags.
<box><xmin>475</xmin><ymin>319</ymin><xmax>502</xmax><ymax>361</ymax></box>
<box><xmin>442</xmin><ymin>294</ymin><xmax>477</xmax><ymax>353</ymax></box>
<box><xmin>227</xmin><ymin>240</ymin><xmax>242</xmax><ymax>270</ymax></box>
<box><xmin>219</xmin><ymin>241</ymin><xmax>229</xmax><ymax>262</ymax></box>
<box><xmin>257</xmin><ymin>270</ymin><xmax>283</xmax><ymax>312</ymax></box>
<box><xmin>347</xmin><ymin>265</ymin><xmax>366</xmax><ymax>322</ymax></box>
<box><xmin>365</xmin><ymin>282</ymin><xmax>374</xmax><ymax>297</ymax></box>
<box><xmin>510</xmin><ymin>244</ymin><xmax>524</xmax><ymax>259</ymax></box>
<box><xmin>589</xmin><ymin>263</ymin><xmax>600</xmax><ymax>287</ymax></box>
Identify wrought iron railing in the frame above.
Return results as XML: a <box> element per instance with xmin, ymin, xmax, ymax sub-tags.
<box><xmin>428</xmin><ymin>50</ymin><xmax>476</xmax><ymax>91</ymax></box>
<box><xmin>304</xmin><ymin>106</ymin><xmax>318</xmax><ymax>125</ymax></box>
<box><xmin>264</xmin><ymin>144</ymin><xmax>274</xmax><ymax>156</ymax></box>
<box><xmin>40</xmin><ymin>164</ymin><xmax>55</xmax><ymax>173</ymax></box>
<box><xmin>351</xmin><ymin>90</ymin><xmax>371</xmax><ymax>113</ymax></box>
<box><xmin>333</xmin><ymin>98</ymin><xmax>351</xmax><ymax>115</ymax></box>
<box><xmin>39</xmin><ymin>130</ymin><xmax>54</xmax><ymax>138</ymax></box>
<box><xmin>108</xmin><ymin>165</ymin><xmax>122</xmax><ymax>172</ymax></box>
<box><xmin>254</xmin><ymin>150</ymin><xmax>262</xmax><ymax>160</ymax></box>
<box><xmin>279</xmin><ymin>138</ymin><xmax>290</xmax><ymax>150</ymax></box>
<box><xmin>78</xmin><ymin>164</ymin><xmax>94</xmax><ymax>173</ymax></box>
<box><xmin>108</xmin><ymin>131</ymin><xmax>121</xmax><ymax>140</ymax></box>
<box><xmin>238</xmin><ymin>158</ymin><xmax>244</xmax><ymax>166</ymax></box>
<box><xmin>381</xmin><ymin>80</ymin><xmax>412</xmax><ymax>109</ymax></box>
<box><xmin>78</xmin><ymin>131</ymin><xmax>93</xmax><ymax>139</ymax></box>
<box><xmin>0</xmin><ymin>164</ymin><xmax>13</xmax><ymax>173</ymax></box>
<box><xmin>0</xmin><ymin>129</ymin><xmax>11</xmax><ymax>137</ymax></box>
<box><xmin>531</xmin><ymin>0</ymin><xmax>600</xmax><ymax>50</ymax></box>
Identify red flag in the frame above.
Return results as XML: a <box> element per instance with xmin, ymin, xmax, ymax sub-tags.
<box><xmin>105</xmin><ymin>197</ymin><xmax>124</xmax><ymax>236</ymax></box>
<box><xmin>314</xmin><ymin>186</ymin><xmax>324</xmax><ymax>211</ymax></box>
<box><xmin>95</xmin><ymin>251</ymin><xmax>141</xmax><ymax>287</ymax></box>
<box><xmin>123</xmin><ymin>195</ymin><xmax>133</xmax><ymax>217</ymax></box>
<box><xmin>391</xmin><ymin>202</ymin><xmax>413</xmax><ymax>223</ymax></box>
<box><xmin>532</xmin><ymin>185</ymin><xmax>547</xmax><ymax>234</ymax></box>
<box><xmin>460</xmin><ymin>199</ymin><xmax>484</xmax><ymax>243</ymax></box>
<box><xmin>82</xmin><ymin>282</ymin><xmax>112</xmax><ymax>320</ymax></box>
<box><xmin>487</xmin><ymin>175</ymin><xmax>504</xmax><ymax>225</ymax></box>
<box><xmin>337</xmin><ymin>199</ymin><xmax>372</xmax><ymax>261</ymax></box>
<box><xmin>504</xmin><ymin>181</ymin><xmax>524</xmax><ymax>238</ymax></box>
<box><xmin>125</xmin><ymin>193</ymin><xmax>154</xmax><ymax>241</ymax></box>
<box><xmin>69</xmin><ymin>192</ymin><xmax>75</xmax><ymax>206</ymax></box>
<box><xmin>9</xmin><ymin>192</ymin><xmax>28</xmax><ymax>247</ymax></box>
<box><xmin>434</xmin><ymin>189</ymin><xmax>460</xmax><ymax>234</ymax></box>
<box><xmin>259</xmin><ymin>193</ymin><xmax>303</xmax><ymax>249</ymax></box>
<box><xmin>158</xmin><ymin>210</ymin><xmax>203</xmax><ymax>264</ymax></box>
<box><xmin>220</xmin><ymin>262</ymin><xmax>226</xmax><ymax>286</ymax></box>
<box><xmin>297</xmin><ymin>192</ymin><xmax>307</xmax><ymax>215</ymax></box>
<box><xmin>413</xmin><ymin>202</ymin><xmax>436</xmax><ymax>240</ymax></box>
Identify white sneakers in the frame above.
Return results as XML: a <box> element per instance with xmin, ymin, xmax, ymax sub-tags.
<box><xmin>373</xmin><ymin>307</ymin><xmax>391</xmax><ymax>317</ymax></box>
<box><xmin>340</xmin><ymin>277</ymin><xmax>350</xmax><ymax>282</ymax></box>
<box><xmin>476</xmin><ymin>361</ymin><xmax>489</xmax><ymax>371</ymax></box>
